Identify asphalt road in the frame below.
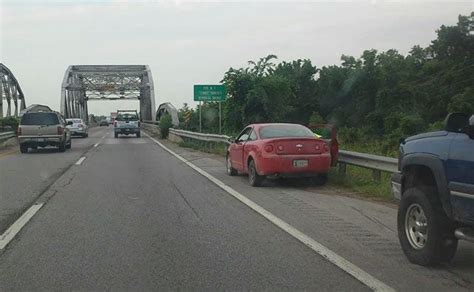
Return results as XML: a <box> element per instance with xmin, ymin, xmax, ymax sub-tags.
<box><xmin>0</xmin><ymin>128</ymin><xmax>368</xmax><ymax>290</ymax></box>
<box><xmin>0</xmin><ymin>126</ymin><xmax>109</xmax><ymax>233</ymax></box>
<box><xmin>0</xmin><ymin>127</ymin><xmax>473</xmax><ymax>291</ymax></box>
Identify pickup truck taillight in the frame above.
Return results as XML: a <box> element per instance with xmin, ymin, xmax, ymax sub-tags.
<box><xmin>114</xmin><ymin>121</ymin><xmax>118</xmax><ymax>127</ymax></box>
<box><xmin>57</xmin><ymin>126</ymin><xmax>64</xmax><ymax>135</ymax></box>
<box><xmin>17</xmin><ymin>127</ymin><xmax>22</xmax><ymax>136</ymax></box>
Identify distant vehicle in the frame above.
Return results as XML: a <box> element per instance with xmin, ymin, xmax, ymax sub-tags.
<box><xmin>18</xmin><ymin>111</ymin><xmax>72</xmax><ymax>153</ymax></box>
<box><xmin>114</xmin><ymin>110</ymin><xmax>141</xmax><ymax>138</ymax></box>
<box><xmin>99</xmin><ymin>120</ymin><xmax>109</xmax><ymax>127</ymax></box>
<box><xmin>66</xmin><ymin>118</ymin><xmax>88</xmax><ymax>137</ymax></box>
<box><xmin>392</xmin><ymin>112</ymin><xmax>474</xmax><ymax>266</ymax></box>
<box><xmin>226</xmin><ymin>123</ymin><xmax>331</xmax><ymax>186</ymax></box>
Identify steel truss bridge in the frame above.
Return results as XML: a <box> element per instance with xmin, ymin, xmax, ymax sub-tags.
<box><xmin>61</xmin><ymin>65</ymin><xmax>156</xmax><ymax>122</ymax></box>
<box><xmin>0</xmin><ymin>63</ymin><xmax>26</xmax><ymax>118</ymax></box>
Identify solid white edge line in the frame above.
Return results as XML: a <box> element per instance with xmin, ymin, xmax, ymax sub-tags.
<box><xmin>143</xmin><ymin>132</ymin><xmax>394</xmax><ymax>292</ymax></box>
<box><xmin>94</xmin><ymin>143</ymin><xmax>99</xmax><ymax>148</ymax></box>
<box><xmin>75</xmin><ymin>156</ymin><xmax>86</xmax><ymax>165</ymax></box>
<box><xmin>0</xmin><ymin>204</ymin><xmax>44</xmax><ymax>249</ymax></box>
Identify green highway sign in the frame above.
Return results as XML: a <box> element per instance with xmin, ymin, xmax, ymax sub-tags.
<box><xmin>194</xmin><ymin>84</ymin><xmax>227</xmax><ymax>102</ymax></box>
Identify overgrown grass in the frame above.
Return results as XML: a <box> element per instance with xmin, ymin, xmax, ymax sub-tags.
<box><xmin>328</xmin><ymin>164</ymin><xmax>393</xmax><ymax>201</ymax></box>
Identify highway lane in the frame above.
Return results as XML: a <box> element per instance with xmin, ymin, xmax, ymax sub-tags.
<box><xmin>0</xmin><ymin>128</ymin><xmax>369</xmax><ymax>290</ymax></box>
<box><xmin>0</xmin><ymin>126</ymin><xmax>110</xmax><ymax>233</ymax></box>
<box><xmin>153</xmin><ymin>137</ymin><xmax>474</xmax><ymax>291</ymax></box>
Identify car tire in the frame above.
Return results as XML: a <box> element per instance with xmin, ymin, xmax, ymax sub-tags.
<box><xmin>66</xmin><ymin>141</ymin><xmax>71</xmax><ymax>149</ymax></box>
<box><xmin>20</xmin><ymin>144</ymin><xmax>28</xmax><ymax>153</ymax></box>
<box><xmin>115</xmin><ymin>133</ymin><xmax>118</xmax><ymax>138</ymax></box>
<box><xmin>137</xmin><ymin>132</ymin><xmax>141</xmax><ymax>138</ymax></box>
<box><xmin>312</xmin><ymin>173</ymin><xmax>328</xmax><ymax>186</ymax></box>
<box><xmin>226</xmin><ymin>154</ymin><xmax>237</xmax><ymax>176</ymax></box>
<box><xmin>397</xmin><ymin>187</ymin><xmax>458</xmax><ymax>266</ymax></box>
<box><xmin>248</xmin><ymin>159</ymin><xmax>264</xmax><ymax>187</ymax></box>
<box><xmin>58</xmin><ymin>141</ymin><xmax>66</xmax><ymax>152</ymax></box>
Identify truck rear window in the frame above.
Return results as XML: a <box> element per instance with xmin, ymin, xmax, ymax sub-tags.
<box><xmin>21</xmin><ymin>113</ymin><xmax>59</xmax><ymax>125</ymax></box>
<box><xmin>116</xmin><ymin>114</ymin><xmax>138</xmax><ymax>121</ymax></box>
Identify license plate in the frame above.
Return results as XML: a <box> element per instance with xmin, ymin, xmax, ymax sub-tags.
<box><xmin>293</xmin><ymin>160</ymin><xmax>308</xmax><ymax>168</ymax></box>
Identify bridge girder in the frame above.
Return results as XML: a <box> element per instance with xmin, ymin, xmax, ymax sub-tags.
<box><xmin>0</xmin><ymin>63</ymin><xmax>26</xmax><ymax>118</ymax></box>
<box><xmin>61</xmin><ymin>65</ymin><xmax>156</xmax><ymax>122</ymax></box>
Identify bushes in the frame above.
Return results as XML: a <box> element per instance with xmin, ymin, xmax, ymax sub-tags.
<box><xmin>0</xmin><ymin>117</ymin><xmax>20</xmax><ymax>132</ymax></box>
<box><xmin>159</xmin><ymin>113</ymin><xmax>173</xmax><ymax>139</ymax></box>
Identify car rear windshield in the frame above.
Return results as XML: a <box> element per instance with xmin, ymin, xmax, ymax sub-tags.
<box><xmin>67</xmin><ymin>119</ymin><xmax>82</xmax><ymax>123</ymax></box>
<box><xmin>259</xmin><ymin>125</ymin><xmax>315</xmax><ymax>139</ymax></box>
<box><xmin>116</xmin><ymin>113</ymin><xmax>138</xmax><ymax>121</ymax></box>
<box><xmin>21</xmin><ymin>113</ymin><xmax>59</xmax><ymax>125</ymax></box>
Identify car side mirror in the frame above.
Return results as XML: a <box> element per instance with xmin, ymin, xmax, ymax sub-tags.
<box><xmin>67</xmin><ymin>121</ymin><xmax>73</xmax><ymax>125</ymax></box>
<box><xmin>228</xmin><ymin>137</ymin><xmax>235</xmax><ymax>143</ymax></box>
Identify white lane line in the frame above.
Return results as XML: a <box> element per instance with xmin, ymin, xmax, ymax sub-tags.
<box><xmin>93</xmin><ymin>143</ymin><xmax>99</xmax><ymax>148</ymax></box>
<box><xmin>0</xmin><ymin>204</ymin><xmax>44</xmax><ymax>250</ymax></box>
<box><xmin>75</xmin><ymin>156</ymin><xmax>86</xmax><ymax>165</ymax></box>
<box><xmin>143</xmin><ymin>132</ymin><xmax>394</xmax><ymax>292</ymax></box>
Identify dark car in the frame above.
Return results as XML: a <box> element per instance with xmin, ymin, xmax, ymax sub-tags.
<box><xmin>391</xmin><ymin>112</ymin><xmax>474</xmax><ymax>266</ymax></box>
<box><xmin>99</xmin><ymin>120</ymin><xmax>109</xmax><ymax>127</ymax></box>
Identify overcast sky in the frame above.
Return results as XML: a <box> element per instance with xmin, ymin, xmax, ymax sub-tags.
<box><xmin>1</xmin><ymin>0</ymin><xmax>472</xmax><ymax>116</ymax></box>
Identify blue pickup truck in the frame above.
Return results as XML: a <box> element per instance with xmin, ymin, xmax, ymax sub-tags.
<box><xmin>392</xmin><ymin>113</ymin><xmax>474</xmax><ymax>266</ymax></box>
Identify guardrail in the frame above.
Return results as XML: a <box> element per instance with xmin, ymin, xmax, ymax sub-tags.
<box><xmin>167</xmin><ymin>128</ymin><xmax>397</xmax><ymax>181</ymax></box>
<box><xmin>0</xmin><ymin>131</ymin><xmax>16</xmax><ymax>144</ymax></box>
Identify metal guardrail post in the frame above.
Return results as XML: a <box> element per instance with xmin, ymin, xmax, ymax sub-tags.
<box><xmin>338</xmin><ymin>162</ymin><xmax>347</xmax><ymax>176</ymax></box>
<box><xmin>372</xmin><ymin>169</ymin><xmax>381</xmax><ymax>182</ymax></box>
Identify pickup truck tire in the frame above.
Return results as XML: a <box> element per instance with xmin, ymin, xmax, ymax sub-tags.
<box><xmin>114</xmin><ymin>133</ymin><xmax>118</xmax><ymax>138</ymax></box>
<box><xmin>20</xmin><ymin>144</ymin><xmax>28</xmax><ymax>153</ymax></box>
<box><xmin>58</xmin><ymin>142</ymin><xmax>66</xmax><ymax>152</ymax></box>
<box><xmin>137</xmin><ymin>132</ymin><xmax>141</xmax><ymax>138</ymax></box>
<box><xmin>66</xmin><ymin>141</ymin><xmax>71</xmax><ymax>149</ymax></box>
<box><xmin>398</xmin><ymin>187</ymin><xmax>458</xmax><ymax>266</ymax></box>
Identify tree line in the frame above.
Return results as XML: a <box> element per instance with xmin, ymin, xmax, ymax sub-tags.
<box><xmin>177</xmin><ymin>13</ymin><xmax>473</xmax><ymax>155</ymax></box>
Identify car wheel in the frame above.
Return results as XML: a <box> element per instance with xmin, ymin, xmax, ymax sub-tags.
<box><xmin>137</xmin><ymin>132</ymin><xmax>141</xmax><ymax>138</ymax></box>
<box><xmin>20</xmin><ymin>144</ymin><xmax>28</xmax><ymax>153</ymax></box>
<box><xmin>312</xmin><ymin>173</ymin><xmax>328</xmax><ymax>186</ymax></box>
<box><xmin>226</xmin><ymin>154</ymin><xmax>237</xmax><ymax>176</ymax></box>
<box><xmin>248</xmin><ymin>159</ymin><xmax>264</xmax><ymax>187</ymax></box>
<box><xmin>114</xmin><ymin>133</ymin><xmax>118</xmax><ymax>138</ymax></box>
<box><xmin>397</xmin><ymin>187</ymin><xmax>458</xmax><ymax>266</ymax></box>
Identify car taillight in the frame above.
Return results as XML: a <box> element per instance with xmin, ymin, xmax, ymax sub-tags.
<box><xmin>323</xmin><ymin>143</ymin><xmax>329</xmax><ymax>152</ymax></box>
<box><xmin>17</xmin><ymin>127</ymin><xmax>22</xmax><ymax>136</ymax></box>
<box><xmin>264</xmin><ymin>144</ymin><xmax>274</xmax><ymax>153</ymax></box>
<box><xmin>57</xmin><ymin>127</ymin><xmax>64</xmax><ymax>135</ymax></box>
<box><xmin>78</xmin><ymin>124</ymin><xmax>84</xmax><ymax>128</ymax></box>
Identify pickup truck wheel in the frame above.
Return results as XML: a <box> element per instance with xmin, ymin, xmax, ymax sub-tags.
<box><xmin>398</xmin><ymin>187</ymin><xmax>457</xmax><ymax>266</ymax></box>
<box><xmin>137</xmin><ymin>132</ymin><xmax>141</xmax><ymax>138</ymax></box>
<box><xmin>248</xmin><ymin>159</ymin><xmax>264</xmax><ymax>187</ymax></box>
<box><xmin>20</xmin><ymin>144</ymin><xmax>28</xmax><ymax>153</ymax></box>
<box><xmin>226</xmin><ymin>155</ymin><xmax>237</xmax><ymax>176</ymax></box>
<box><xmin>58</xmin><ymin>142</ymin><xmax>66</xmax><ymax>152</ymax></box>
<box><xmin>114</xmin><ymin>133</ymin><xmax>118</xmax><ymax>138</ymax></box>
<box><xmin>66</xmin><ymin>141</ymin><xmax>71</xmax><ymax>149</ymax></box>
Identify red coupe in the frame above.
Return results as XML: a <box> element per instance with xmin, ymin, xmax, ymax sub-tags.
<box><xmin>226</xmin><ymin>123</ymin><xmax>331</xmax><ymax>186</ymax></box>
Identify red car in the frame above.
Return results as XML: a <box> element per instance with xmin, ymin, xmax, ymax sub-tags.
<box><xmin>226</xmin><ymin>123</ymin><xmax>331</xmax><ymax>186</ymax></box>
